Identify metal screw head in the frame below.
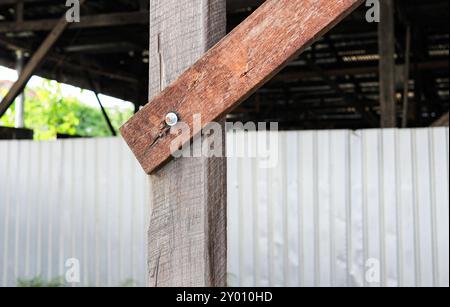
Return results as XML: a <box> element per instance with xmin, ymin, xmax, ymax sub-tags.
<box><xmin>165</xmin><ymin>112</ymin><xmax>178</xmax><ymax>127</ymax></box>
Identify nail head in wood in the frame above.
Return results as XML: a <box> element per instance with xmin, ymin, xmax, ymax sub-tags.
<box><xmin>165</xmin><ymin>112</ymin><xmax>178</xmax><ymax>127</ymax></box>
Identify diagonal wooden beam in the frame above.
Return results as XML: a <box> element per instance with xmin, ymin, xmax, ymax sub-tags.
<box><xmin>432</xmin><ymin>112</ymin><xmax>449</xmax><ymax>127</ymax></box>
<box><xmin>0</xmin><ymin>0</ymin><xmax>87</xmax><ymax>118</ymax></box>
<box><xmin>121</xmin><ymin>0</ymin><xmax>365</xmax><ymax>174</ymax></box>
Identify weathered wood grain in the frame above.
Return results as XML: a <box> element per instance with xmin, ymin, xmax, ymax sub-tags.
<box><xmin>121</xmin><ymin>0</ymin><xmax>364</xmax><ymax>174</ymax></box>
<box><xmin>146</xmin><ymin>0</ymin><xmax>227</xmax><ymax>287</ymax></box>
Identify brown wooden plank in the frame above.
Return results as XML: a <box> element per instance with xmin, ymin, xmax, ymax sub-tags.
<box><xmin>121</xmin><ymin>0</ymin><xmax>364</xmax><ymax>174</ymax></box>
<box><xmin>0</xmin><ymin>0</ymin><xmax>87</xmax><ymax>117</ymax></box>
<box><xmin>147</xmin><ymin>0</ymin><xmax>227</xmax><ymax>287</ymax></box>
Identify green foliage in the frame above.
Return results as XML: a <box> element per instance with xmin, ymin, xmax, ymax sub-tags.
<box><xmin>0</xmin><ymin>80</ymin><xmax>133</xmax><ymax>140</ymax></box>
<box><xmin>16</xmin><ymin>276</ymin><xmax>138</xmax><ymax>287</ymax></box>
<box><xmin>120</xmin><ymin>278</ymin><xmax>137</xmax><ymax>287</ymax></box>
<box><xmin>17</xmin><ymin>276</ymin><xmax>65</xmax><ymax>288</ymax></box>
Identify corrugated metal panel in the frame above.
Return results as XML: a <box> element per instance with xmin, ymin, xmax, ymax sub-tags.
<box><xmin>227</xmin><ymin>128</ymin><xmax>449</xmax><ymax>287</ymax></box>
<box><xmin>0</xmin><ymin>138</ymin><xmax>150</xmax><ymax>287</ymax></box>
<box><xmin>0</xmin><ymin>128</ymin><xmax>448</xmax><ymax>287</ymax></box>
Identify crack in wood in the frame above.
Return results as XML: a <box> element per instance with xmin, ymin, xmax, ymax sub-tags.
<box><xmin>145</xmin><ymin>124</ymin><xmax>170</xmax><ymax>155</ymax></box>
<box><xmin>157</xmin><ymin>33</ymin><xmax>165</xmax><ymax>92</ymax></box>
<box><xmin>240</xmin><ymin>66</ymin><xmax>254</xmax><ymax>78</ymax></box>
<box><xmin>153</xmin><ymin>250</ymin><xmax>161</xmax><ymax>287</ymax></box>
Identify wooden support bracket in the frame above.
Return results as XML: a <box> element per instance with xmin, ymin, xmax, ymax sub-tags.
<box><xmin>121</xmin><ymin>0</ymin><xmax>365</xmax><ymax>174</ymax></box>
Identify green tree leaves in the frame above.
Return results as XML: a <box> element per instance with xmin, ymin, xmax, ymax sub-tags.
<box><xmin>0</xmin><ymin>80</ymin><xmax>133</xmax><ymax>140</ymax></box>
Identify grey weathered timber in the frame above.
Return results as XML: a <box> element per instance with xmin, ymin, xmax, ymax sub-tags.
<box><xmin>0</xmin><ymin>0</ymin><xmax>87</xmax><ymax>117</ymax></box>
<box><xmin>378</xmin><ymin>0</ymin><xmax>397</xmax><ymax>128</ymax></box>
<box><xmin>147</xmin><ymin>0</ymin><xmax>227</xmax><ymax>287</ymax></box>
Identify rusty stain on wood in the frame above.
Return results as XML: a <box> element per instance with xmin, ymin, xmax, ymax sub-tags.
<box><xmin>121</xmin><ymin>0</ymin><xmax>365</xmax><ymax>174</ymax></box>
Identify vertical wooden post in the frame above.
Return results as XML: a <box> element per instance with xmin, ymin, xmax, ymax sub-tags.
<box><xmin>378</xmin><ymin>0</ymin><xmax>397</xmax><ymax>128</ymax></box>
<box><xmin>147</xmin><ymin>0</ymin><xmax>227</xmax><ymax>287</ymax></box>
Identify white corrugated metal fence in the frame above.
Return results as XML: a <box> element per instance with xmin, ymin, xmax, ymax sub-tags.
<box><xmin>0</xmin><ymin>128</ymin><xmax>448</xmax><ymax>287</ymax></box>
<box><xmin>0</xmin><ymin>138</ymin><xmax>150</xmax><ymax>287</ymax></box>
<box><xmin>227</xmin><ymin>128</ymin><xmax>449</xmax><ymax>287</ymax></box>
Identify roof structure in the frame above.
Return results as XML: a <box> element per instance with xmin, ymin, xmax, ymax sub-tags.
<box><xmin>0</xmin><ymin>0</ymin><xmax>448</xmax><ymax>129</ymax></box>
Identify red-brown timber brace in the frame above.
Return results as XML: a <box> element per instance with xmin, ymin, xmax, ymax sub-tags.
<box><xmin>121</xmin><ymin>0</ymin><xmax>365</xmax><ymax>174</ymax></box>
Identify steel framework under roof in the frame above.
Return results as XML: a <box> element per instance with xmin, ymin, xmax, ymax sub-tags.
<box><xmin>0</xmin><ymin>0</ymin><xmax>448</xmax><ymax>130</ymax></box>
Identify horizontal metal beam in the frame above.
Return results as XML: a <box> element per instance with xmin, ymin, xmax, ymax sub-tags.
<box><xmin>0</xmin><ymin>11</ymin><xmax>149</xmax><ymax>33</ymax></box>
<box><xmin>64</xmin><ymin>41</ymin><xmax>141</xmax><ymax>54</ymax></box>
<box><xmin>0</xmin><ymin>36</ymin><xmax>139</xmax><ymax>84</ymax></box>
<box><xmin>306</xmin><ymin>60</ymin><xmax>378</xmax><ymax>127</ymax></box>
<box><xmin>0</xmin><ymin>0</ymin><xmax>88</xmax><ymax>117</ymax></box>
<box><xmin>0</xmin><ymin>0</ymin><xmax>47</xmax><ymax>5</ymax></box>
<box><xmin>273</xmin><ymin>60</ymin><xmax>449</xmax><ymax>82</ymax></box>
<box><xmin>0</xmin><ymin>0</ymin><xmax>262</xmax><ymax>11</ymax></box>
